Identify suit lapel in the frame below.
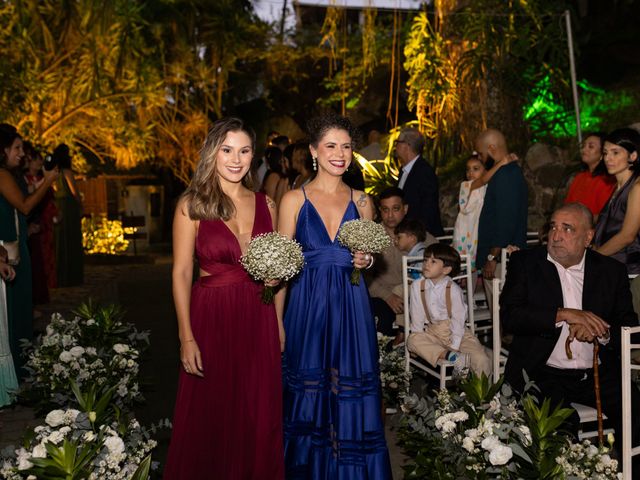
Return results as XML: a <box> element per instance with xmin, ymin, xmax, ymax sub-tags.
<box><xmin>581</xmin><ymin>250</ymin><xmax>597</xmax><ymax>312</ymax></box>
<box><xmin>536</xmin><ymin>249</ymin><xmax>564</xmax><ymax>308</ymax></box>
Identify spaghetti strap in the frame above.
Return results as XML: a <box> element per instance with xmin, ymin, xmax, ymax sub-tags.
<box><xmin>349</xmin><ymin>187</ymin><xmax>353</xmax><ymax>202</ymax></box>
<box><xmin>301</xmin><ymin>186</ymin><xmax>307</xmax><ymax>200</ymax></box>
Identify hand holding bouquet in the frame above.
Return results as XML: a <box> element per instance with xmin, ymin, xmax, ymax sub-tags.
<box><xmin>337</xmin><ymin>219</ymin><xmax>391</xmax><ymax>285</ymax></box>
<box><xmin>241</xmin><ymin>232</ymin><xmax>305</xmax><ymax>303</ymax></box>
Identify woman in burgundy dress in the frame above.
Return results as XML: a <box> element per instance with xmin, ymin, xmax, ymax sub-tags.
<box><xmin>164</xmin><ymin>117</ymin><xmax>284</xmax><ymax>479</ymax></box>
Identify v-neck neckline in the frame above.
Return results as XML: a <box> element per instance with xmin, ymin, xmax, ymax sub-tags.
<box><xmin>305</xmin><ymin>197</ymin><xmax>353</xmax><ymax>244</ymax></box>
<box><xmin>221</xmin><ymin>193</ymin><xmax>258</xmax><ymax>256</ymax></box>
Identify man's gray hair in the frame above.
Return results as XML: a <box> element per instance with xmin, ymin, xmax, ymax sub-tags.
<box><xmin>554</xmin><ymin>202</ymin><xmax>594</xmax><ymax>229</ymax></box>
<box><xmin>399</xmin><ymin>127</ymin><xmax>425</xmax><ymax>155</ymax></box>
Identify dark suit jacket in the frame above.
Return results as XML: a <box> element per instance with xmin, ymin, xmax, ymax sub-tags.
<box><xmin>399</xmin><ymin>156</ymin><xmax>444</xmax><ymax>237</ymax></box>
<box><xmin>476</xmin><ymin>162</ymin><xmax>528</xmax><ymax>269</ymax></box>
<box><xmin>501</xmin><ymin>246</ymin><xmax>637</xmax><ymax>393</ymax></box>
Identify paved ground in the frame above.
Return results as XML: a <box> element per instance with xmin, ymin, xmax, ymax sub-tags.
<box><xmin>0</xmin><ymin>256</ymin><xmax>409</xmax><ymax>478</ymax></box>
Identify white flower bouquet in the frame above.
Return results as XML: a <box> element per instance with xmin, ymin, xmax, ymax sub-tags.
<box><xmin>20</xmin><ymin>302</ymin><xmax>149</xmax><ymax>411</ymax></box>
<box><xmin>240</xmin><ymin>232</ymin><xmax>305</xmax><ymax>303</ymax></box>
<box><xmin>337</xmin><ymin>219</ymin><xmax>391</xmax><ymax>285</ymax></box>
<box><xmin>377</xmin><ymin>334</ymin><xmax>411</xmax><ymax>408</ymax></box>
<box><xmin>399</xmin><ymin>373</ymin><xmax>621</xmax><ymax>479</ymax></box>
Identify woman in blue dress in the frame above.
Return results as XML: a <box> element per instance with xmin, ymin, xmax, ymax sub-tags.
<box><xmin>277</xmin><ymin>113</ymin><xmax>392</xmax><ymax>479</ymax></box>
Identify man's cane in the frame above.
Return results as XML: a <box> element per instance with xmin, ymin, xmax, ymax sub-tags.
<box><xmin>565</xmin><ymin>337</ymin><xmax>604</xmax><ymax>446</ymax></box>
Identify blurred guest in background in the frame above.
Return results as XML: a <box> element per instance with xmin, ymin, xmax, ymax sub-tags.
<box><xmin>52</xmin><ymin>143</ymin><xmax>84</xmax><ymax>287</ymax></box>
<box><xmin>564</xmin><ymin>132</ymin><xmax>615</xmax><ymax>219</ymax></box>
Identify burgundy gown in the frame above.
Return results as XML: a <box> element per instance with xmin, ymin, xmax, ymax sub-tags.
<box><xmin>163</xmin><ymin>192</ymin><xmax>284</xmax><ymax>479</ymax></box>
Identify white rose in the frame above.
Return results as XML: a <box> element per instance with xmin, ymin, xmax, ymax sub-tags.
<box><xmin>441</xmin><ymin>420</ymin><xmax>456</xmax><ymax>433</ymax></box>
<box><xmin>46</xmin><ymin>430</ymin><xmax>65</xmax><ymax>444</ymax></box>
<box><xmin>69</xmin><ymin>346</ymin><xmax>85</xmax><ymax>357</ymax></box>
<box><xmin>489</xmin><ymin>444</ymin><xmax>513</xmax><ymax>465</ymax></box>
<box><xmin>452</xmin><ymin>411</ymin><xmax>469</xmax><ymax>422</ymax></box>
<box><xmin>45</xmin><ymin>410</ymin><xmax>66</xmax><ymax>427</ymax></box>
<box><xmin>481</xmin><ymin>435</ymin><xmax>501</xmax><ymax>452</ymax></box>
<box><xmin>104</xmin><ymin>436</ymin><xmax>125</xmax><ymax>455</ymax></box>
<box><xmin>32</xmin><ymin>443</ymin><xmax>47</xmax><ymax>458</ymax></box>
<box><xmin>113</xmin><ymin>344</ymin><xmax>129</xmax><ymax>354</ymax></box>
<box><xmin>84</xmin><ymin>431</ymin><xmax>96</xmax><ymax>442</ymax></box>
<box><xmin>59</xmin><ymin>351</ymin><xmax>73</xmax><ymax>363</ymax></box>
<box><xmin>86</xmin><ymin>319</ymin><xmax>96</xmax><ymax>326</ymax></box>
<box><xmin>86</xmin><ymin>347</ymin><xmax>97</xmax><ymax>356</ymax></box>
<box><xmin>462</xmin><ymin>436</ymin><xmax>475</xmax><ymax>452</ymax></box>
<box><xmin>465</xmin><ymin>428</ymin><xmax>479</xmax><ymax>440</ymax></box>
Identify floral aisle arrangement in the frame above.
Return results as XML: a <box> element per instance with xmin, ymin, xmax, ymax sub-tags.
<box><xmin>240</xmin><ymin>232</ymin><xmax>305</xmax><ymax>303</ymax></box>
<box><xmin>0</xmin><ymin>384</ymin><xmax>159</xmax><ymax>480</ymax></box>
<box><xmin>399</xmin><ymin>373</ymin><xmax>620</xmax><ymax>479</ymax></box>
<box><xmin>337</xmin><ymin>219</ymin><xmax>391</xmax><ymax>285</ymax></box>
<box><xmin>20</xmin><ymin>301</ymin><xmax>150</xmax><ymax>411</ymax></box>
<box><xmin>377</xmin><ymin>334</ymin><xmax>411</xmax><ymax>409</ymax></box>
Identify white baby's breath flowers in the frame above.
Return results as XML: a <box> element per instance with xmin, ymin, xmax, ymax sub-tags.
<box><xmin>337</xmin><ymin>219</ymin><xmax>391</xmax><ymax>285</ymax></box>
<box><xmin>240</xmin><ymin>232</ymin><xmax>305</xmax><ymax>303</ymax></box>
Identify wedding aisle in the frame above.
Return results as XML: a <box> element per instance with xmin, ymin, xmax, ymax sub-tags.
<box><xmin>0</xmin><ymin>256</ymin><xmax>408</xmax><ymax>478</ymax></box>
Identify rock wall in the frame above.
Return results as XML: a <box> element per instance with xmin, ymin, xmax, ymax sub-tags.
<box><xmin>438</xmin><ymin>143</ymin><xmax>578</xmax><ymax>232</ymax></box>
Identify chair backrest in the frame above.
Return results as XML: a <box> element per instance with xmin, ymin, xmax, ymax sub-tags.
<box><xmin>491</xmin><ymin>277</ymin><xmax>502</xmax><ymax>380</ymax></box>
<box><xmin>621</xmin><ymin>325</ymin><xmax>640</xmax><ymax>479</ymax></box>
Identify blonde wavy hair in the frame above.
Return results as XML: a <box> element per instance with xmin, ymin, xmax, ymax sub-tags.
<box><xmin>184</xmin><ymin>117</ymin><xmax>255</xmax><ymax>221</ymax></box>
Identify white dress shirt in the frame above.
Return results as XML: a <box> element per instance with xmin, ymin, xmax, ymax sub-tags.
<box><xmin>409</xmin><ymin>276</ymin><xmax>467</xmax><ymax>350</ymax></box>
<box><xmin>398</xmin><ymin>155</ymin><xmax>420</xmax><ymax>189</ymax></box>
<box><xmin>546</xmin><ymin>252</ymin><xmax>606</xmax><ymax>369</ymax></box>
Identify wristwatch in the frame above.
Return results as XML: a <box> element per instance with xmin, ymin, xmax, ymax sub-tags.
<box><xmin>487</xmin><ymin>254</ymin><xmax>496</xmax><ymax>262</ymax></box>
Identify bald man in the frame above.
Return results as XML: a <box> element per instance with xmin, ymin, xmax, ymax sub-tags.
<box><xmin>475</xmin><ymin>129</ymin><xmax>528</xmax><ymax>281</ymax></box>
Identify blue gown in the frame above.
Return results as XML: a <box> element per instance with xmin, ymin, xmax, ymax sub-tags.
<box><xmin>283</xmin><ymin>187</ymin><xmax>392</xmax><ymax>479</ymax></box>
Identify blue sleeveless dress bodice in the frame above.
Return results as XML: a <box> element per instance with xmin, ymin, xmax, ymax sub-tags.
<box><xmin>283</xmin><ymin>188</ymin><xmax>392</xmax><ymax>479</ymax></box>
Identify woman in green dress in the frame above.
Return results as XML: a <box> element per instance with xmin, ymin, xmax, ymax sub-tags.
<box><xmin>52</xmin><ymin>144</ymin><xmax>84</xmax><ymax>287</ymax></box>
<box><xmin>0</xmin><ymin>124</ymin><xmax>57</xmax><ymax>380</ymax></box>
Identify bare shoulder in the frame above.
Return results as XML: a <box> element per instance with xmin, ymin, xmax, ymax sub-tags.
<box><xmin>264</xmin><ymin>194</ymin><xmax>277</xmax><ymax>212</ymax></box>
<box><xmin>352</xmin><ymin>189</ymin><xmax>370</xmax><ymax>208</ymax></box>
<box><xmin>175</xmin><ymin>196</ymin><xmax>191</xmax><ymax>218</ymax></box>
<box><xmin>352</xmin><ymin>189</ymin><xmax>374</xmax><ymax>220</ymax></box>
<box><xmin>280</xmin><ymin>189</ymin><xmax>305</xmax><ymax>210</ymax></box>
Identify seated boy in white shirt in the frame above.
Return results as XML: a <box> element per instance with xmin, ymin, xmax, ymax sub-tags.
<box><xmin>407</xmin><ymin>243</ymin><xmax>491</xmax><ymax>376</ymax></box>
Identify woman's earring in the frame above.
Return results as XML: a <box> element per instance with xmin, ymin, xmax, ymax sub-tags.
<box><xmin>313</xmin><ymin>157</ymin><xmax>317</xmax><ymax>171</ymax></box>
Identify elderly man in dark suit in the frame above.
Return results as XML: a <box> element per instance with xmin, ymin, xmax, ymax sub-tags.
<box><xmin>501</xmin><ymin>203</ymin><xmax>639</xmax><ymax>453</ymax></box>
<box><xmin>394</xmin><ymin>128</ymin><xmax>444</xmax><ymax>237</ymax></box>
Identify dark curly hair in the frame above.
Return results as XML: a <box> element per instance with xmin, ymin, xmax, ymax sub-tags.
<box><xmin>306</xmin><ymin>113</ymin><xmax>359</xmax><ymax>148</ymax></box>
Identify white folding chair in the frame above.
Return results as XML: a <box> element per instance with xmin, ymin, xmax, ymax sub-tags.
<box><xmin>403</xmin><ymin>254</ymin><xmax>474</xmax><ymax>389</ymax></box>
<box><xmin>622</xmin><ymin>326</ymin><xmax>640</xmax><ymax>479</ymax></box>
<box><xmin>435</xmin><ymin>227</ymin><xmax>454</xmax><ymax>244</ymax></box>
<box><xmin>491</xmin><ymin>277</ymin><xmax>508</xmax><ymax>381</ymax></box>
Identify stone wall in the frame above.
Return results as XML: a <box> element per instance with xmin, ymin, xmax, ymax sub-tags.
<box><xmin>438</xmin><ymin>143</ymin><xmax>579</xmax><ymax>232</ymax></box>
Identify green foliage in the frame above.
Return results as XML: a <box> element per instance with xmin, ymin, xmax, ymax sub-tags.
<box><xmin>524</xmin><ymin>76</ymin><xmax>636</xmax><ymax>141</ymax></box>
<box><xmin>404</xmin><ymin>1</ymin><xmax>571</xmax><ymax>166</ymax></box>
<box><xmin>515</xmin><ymin>396</ymin><xmax>573</xmax><ymax>479</ymax></box>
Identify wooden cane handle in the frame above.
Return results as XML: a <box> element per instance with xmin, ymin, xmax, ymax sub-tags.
<box><xmin>565</xmin><ymin>336</ymin><xmax>573</xmax><ymax>359</ymax></box>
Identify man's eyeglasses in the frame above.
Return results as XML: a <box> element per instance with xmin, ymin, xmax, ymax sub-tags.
<box><xmin>394</xmin><ymin>140</ymin><xmax>406</xmax><ymax>146</ymax></box>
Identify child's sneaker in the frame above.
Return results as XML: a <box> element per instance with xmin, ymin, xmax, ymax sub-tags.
<box><xmin>447</xmin><ymin>351</ymin><xmax>470</xmax><ymax>375</ymax></box>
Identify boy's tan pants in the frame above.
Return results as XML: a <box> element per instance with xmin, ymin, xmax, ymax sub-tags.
<box><xmin>407</xmin><ymin>320</ymin><xmax>491</xmax><ymax>376</ymax></box>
